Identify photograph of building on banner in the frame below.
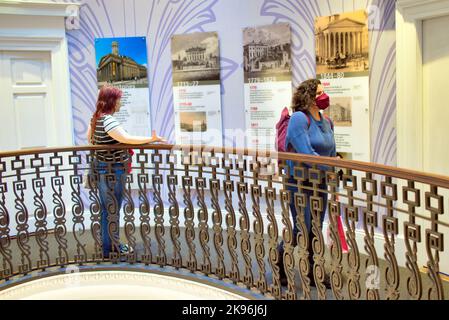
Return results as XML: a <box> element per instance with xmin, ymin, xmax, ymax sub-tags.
<box><xmin>171</xmin><ymin>32</ymin><xmax>220</xmax><ymax>85</ymax></box>
<box><xmin>243</xmin><ymin>23</ymin><xmax>292</xmax><ymax>83</ymax></box>
<box><xmin>315</xmin><ymin>10</ymin><xmax>369</xmax><ymax>77</ymax></box>
<box><xmin>95</xmin><ymin>37</ymin><xmax>148</xmax><ymax>88</ymax></box>
<box><xmin>324</xmin><ymin>96</ymin><xmax>352</xmax><ymax>127</ymax></box>
<box><xmin>171</xmin><ymin>32</ymin><xmax>223</xmax><ymax>146</ymax></box>
<box><xmin>94</xmin><ymin>37</ymin><xmax>151</xmax><ymax>137</ymax></box>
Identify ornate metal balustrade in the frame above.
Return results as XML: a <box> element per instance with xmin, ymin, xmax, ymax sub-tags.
<box><xmin>0</xmin><ymin>144</ymin><xmax>448</xmax><ymax>300</ymax></box>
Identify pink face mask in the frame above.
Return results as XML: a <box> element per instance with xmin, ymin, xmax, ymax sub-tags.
<box><xmin>316</xmin><ymin>93</ymin><xmax>330</xmax><ymax>110</ymax></box>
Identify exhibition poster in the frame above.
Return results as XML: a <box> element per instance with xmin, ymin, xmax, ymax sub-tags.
<box><xmin>243</xmin><ymin>23</ymin><xmax>292</xmax><ymax>151</ymax></box>
<box><xmin>315</xmin><ymin>10</ymin><xmax>370</xmax><ymax>161</ymax></box>
<box><xmin>171</xmin><ymin>32</ymin><xmax>223</xmax><ymax>146</ymax></box>
<box><xmin>95</xmin><ymin>36</ymin><xmax>152</xmax><ymax>136</ymax></box>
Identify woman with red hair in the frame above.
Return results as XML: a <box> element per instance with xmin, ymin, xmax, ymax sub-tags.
<box><xmin>87</xmin><ymin>85</ymin><xmax>165</xmax><ymax>258</ymax></box>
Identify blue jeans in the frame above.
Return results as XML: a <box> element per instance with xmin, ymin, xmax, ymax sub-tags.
<box><xmin>278</xmin><ymin>177</ymin><xmax>328</xmax><ymax>260</ymax></box>
<box><xmin>95</xmin><ymin>161</ymin><xmax>125</xmax><ymax>257</ymax></box>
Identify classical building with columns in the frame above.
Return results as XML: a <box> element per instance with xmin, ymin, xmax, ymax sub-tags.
<box><xmin>173</xmin><ymin>46</ymin><xmax>219</xmax><ymax>71</ymax></box>
<box><xmin>185</xmin><ymin>46</ymin><xmax>206</xmax><ymax>62</ymax></box>
<box><xmin>97</xmin><ymin>41</ymin><xmax>147</xmax><ymax>83</ymax></box>
<box><xmin>315</xmin><ymin>15</ymin><xmax>367</xmax><ymax>62</ymax></box>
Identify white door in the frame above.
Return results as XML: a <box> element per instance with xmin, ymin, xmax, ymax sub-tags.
<box><xmin>422</xmin><ymin>14</ymin><xmax>449</xmax><ymax>274</ymax></box>
<box><xmin>0</xmin><ymin>50</ymin><xmax>54</xmax><ymax>151</ymax></box>
<box><xmin>423</xmin><ymin>15</ymin><xmax>449</xmax><ymax>177</ymax></box>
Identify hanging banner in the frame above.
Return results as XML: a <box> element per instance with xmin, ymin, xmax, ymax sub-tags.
<box><xmin>243</xmin><ymin>23</ymin><xmax>292</xmax><ymax>151</ymax></box>
<box><xmin>315</xmin><ymin>10</ymin><xmax>370</xmax><ymax>161</ymax></box>
<box><xmin>171</xmin><ymin>32</ymin><xmax>223</xmax><ymax>146</ymax></box>
<box><xmin>95</xmin><ymin>36</ymin><xmax>151</xmax><ymax>136</ymax></box>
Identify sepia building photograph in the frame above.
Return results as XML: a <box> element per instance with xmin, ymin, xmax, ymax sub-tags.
<box><xmin>171</xmin><ymin>32</ymin><xmax>220</xmax><ymax>83</ymax></box>
<box><xmin>180</xmin><ymin>112</ymin><xmax>207</xmax><ymax>132</ymax></box>
<box><xmin>95</xmin><ymin>37</ymin><xmax>148</xmax><ymax>87</ymax></box>
<box><xmin>324</xmin><ymin>96</ymin><xmax>352</xmax><ymax>127</ymax></box>
<box><xmin>315</xmin><ymin>10</ymin><xmax>369</xmax><ymax>74</ymax></box>
<box><xmin>243</xmin><ymin>23</ymin><xmax>291</xmax><ymax>82</ymax></box>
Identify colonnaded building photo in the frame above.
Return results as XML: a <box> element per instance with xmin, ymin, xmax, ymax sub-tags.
<box><xmin>97</xmin><ymin>41</ymin><xmax>147</xmax><ymax>86</ymax></box>
<box><xmin>0</xmin><ymin>0</ymin><xmax>448</xmax><ymax>306</ymax></box>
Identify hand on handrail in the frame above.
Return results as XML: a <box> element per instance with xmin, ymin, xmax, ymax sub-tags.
<box><xmin>150</xmin><ymin>130</ymin><xmax>167</xmax><ymax>143</ymax></box>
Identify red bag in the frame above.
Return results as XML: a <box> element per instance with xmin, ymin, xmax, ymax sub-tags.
<box><xmin>327</xmin><ymin>195</ymin><xmax>349</xmax><ymax>253</ymax></box>
<box><xmin>337</xmin><ymin>214</ymin><xmax>349</xmax><ymax>253</ymax></box>
<box><xmin>127</xmin><ymin>149</ymin><xmax>134</xmax><ymax>174</ymax></box>
<box><xmin>275</xmin><ymin>107</ymin><xmax>291</xmax><ymax>152</ymax></box>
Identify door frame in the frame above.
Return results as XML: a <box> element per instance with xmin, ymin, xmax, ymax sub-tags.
<box><xmin>0</xmin><ymin>1</ymin><xmax>80</xmax><ymax>147</ymax></box>
<box><xmin>396</xmin><ymin>0</ymin><xmax>449</xmax><ymax>172</ymax></box>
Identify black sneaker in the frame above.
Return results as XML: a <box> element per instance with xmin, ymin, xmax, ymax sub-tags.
<box><xmin>308</xmin><ymin>271</ymin><xmax>332</xmax><ymax>289</ymax></box>
<box><xmin>274</xmin><ymin>254</ymin><xmax>288</xmax><ymax>286</ymax></box>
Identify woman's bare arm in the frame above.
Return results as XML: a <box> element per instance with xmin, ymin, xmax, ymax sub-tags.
<box><xmin>108</xmin><ymin>126</ymin><xmax>165</xmax><ymax>144</ymax></box>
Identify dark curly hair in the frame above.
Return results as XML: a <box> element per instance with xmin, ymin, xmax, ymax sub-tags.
<box><xmin>291</xmin><ymin>79</ymin><xmax>321</xmax><ymax>113</ymax></box>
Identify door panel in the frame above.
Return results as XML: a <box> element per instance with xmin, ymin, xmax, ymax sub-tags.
<box><xmin>14</xmin><ymin>94</ymin><xmax>48</xmax><ymax>149</ymax></box>
<box><xmin>0</xmin><ymin>51</ymin><xmax>52</xmax><ymax>151</ymax></box>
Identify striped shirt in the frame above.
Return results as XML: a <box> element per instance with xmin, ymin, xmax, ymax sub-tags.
<box><xmin>92</xmin><ymin>114</ymin><xmax>129</xmax><ymax>162</ymax></box>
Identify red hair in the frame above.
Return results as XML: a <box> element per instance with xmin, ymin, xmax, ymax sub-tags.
<box><xmin>89</xmin><ymin>85</ymin><xmax>123</xmax><ymax>142</ymax></box>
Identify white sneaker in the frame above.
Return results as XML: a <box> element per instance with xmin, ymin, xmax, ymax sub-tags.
<box><xmin>119</xmin><ymin>244</ymin><xmax>134</xmax><ymax>254</ymax></box>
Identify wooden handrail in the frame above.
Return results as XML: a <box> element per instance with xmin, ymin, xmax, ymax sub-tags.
<box><xmin>1</xmin><ymin>143</ymin><xmax>449</xmax><ymax>188</ymax></box>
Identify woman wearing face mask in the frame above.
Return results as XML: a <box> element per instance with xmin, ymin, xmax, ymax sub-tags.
<box><xmin>277</xmin><ymin>78</ymin><xmax>336</xmax><ymax>288</ymax></box>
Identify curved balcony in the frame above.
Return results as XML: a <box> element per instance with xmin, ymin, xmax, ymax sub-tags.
<box><xmin>0</xmin><ymin>144</ymin><xmax>448</xmax><ymax>300</ymax></box>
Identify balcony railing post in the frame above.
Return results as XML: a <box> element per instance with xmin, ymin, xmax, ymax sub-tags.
<box><xmin>209</xmin><ymin>150</ymin><xmax>225</xmax><ymax>279</ymax></box>
<box><xmin>264</xmin><ymin>162</ymin><xmax>281</xmax><ymax>299</ymax></box>
<box><xmin>326</xmin><ymin>169</ymin><xmax>344</xmax><ymax>300</ymax></box>
<box><xmin>0</xmin><ymin>158</ymin><xmax>13</xmax><ymax>279</ymax></box>
<box><xmin>309</xmin><ymin>164</ymin><xmax>327</xmax><ymax>300</ymax></box>
<box><xmin>31</xmin><ymin>153</ymin><xmax>50</xmax><ymax>270</ymax></box>
<box><xmin>122</xmin><ymin>152</ymin><xmax>137</xmax><ymax>264</ymax></box>
<box><xmin>403</xmin><ymin>180</ymin><xmax>423</xmax><ymax>299</ymax></box>
<box><xmin>87</xmin><ymin>151</ymin><xmax>103</xmax><ymax>262</ymax></box>
<box><xmin>236</xmin><ymin>154</ymin><xmax>253</xmax><ymax>289</ymax></box>
<box><xmin>381</xmin><ymin>175</ymin><xmax>400</xmax><ymax>300</ymax></box>
<box><xmin>362</xmin><ymin>172</ymin><xmax>380</xmax><ymax>300</ymax></box>
<box><xmin>13</xmin><ymin>155</ymin><xmax>32</xmax><ymax>274</ymax></box>
<box><xmin>167</xmin><ymin>150</ymin><xmax>182</xmax><ymax>269</ymax></box>
<box><xmin>69</xmin><ymin>151</ymin><xmax>87</xmax><ymax>265</ymax></box>
<box><xmin>425</xmin><ymin>185</ymin><xmax>445</xmax><ymax>300</ymax></box>
<box><xmin>137</xmin><ymin>148</ymin><xmax>152</xmax><ymax>265</ymax></box>
<box><xmin>195</xmin><ymin>150</ymin><xmax>211</xmax><ymax>275</ymax></box>
<box><xmin>51</xmin><ymin>152</ymin><xmax>69</xmax><ymax>266</ymax></box>
<box><xmin>293</xmin><ymin>164</ymin><xmax>312</xmax><ymax>300</ymax></box>
<box><xmin>152</xmin><ymin>149</ymin><xmax>167</xmax><ymax>267</ymax></box>
<box><xmin>182</xmin><ymin>150</ymin><xmax>197</xmax><ymax>272</ymax></box>
<box><xmin>343</xmin><ymin>168</ymin><xmax>361</xmax><ymax>300</ymax></box>
<box><xmin>102</xmin><ymin>153</ymin><xmax>121</xmax><ymax>263</ymax></box>
<box><xmin>223</xmin><ymin>153</ymin><xmax>240</xmax><ymax>284</ymax></box>
<box><xmin>250</xmin><ymin>158</ymin><xmax>267</xmax><ymax>293</ymax></box>
<box><xmin>279</xmin><ymin>160</ymin><xmax>296</xmax><ymax>300</ymax></box>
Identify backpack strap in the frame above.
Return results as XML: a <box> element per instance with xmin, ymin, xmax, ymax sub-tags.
<box><xmin>302</xmin><ymin>111</ymin><xmax>333</xmax><ymax>130</ymax></box>
<box><xmin>323</xmin><ymin>114</ymin><xmax>334</xmax><ymax>131</ymax></box>
<box><xmin>301</xmin><ymin>111</ymin><xmax>311</xmax><ymax>128</ymax></box>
